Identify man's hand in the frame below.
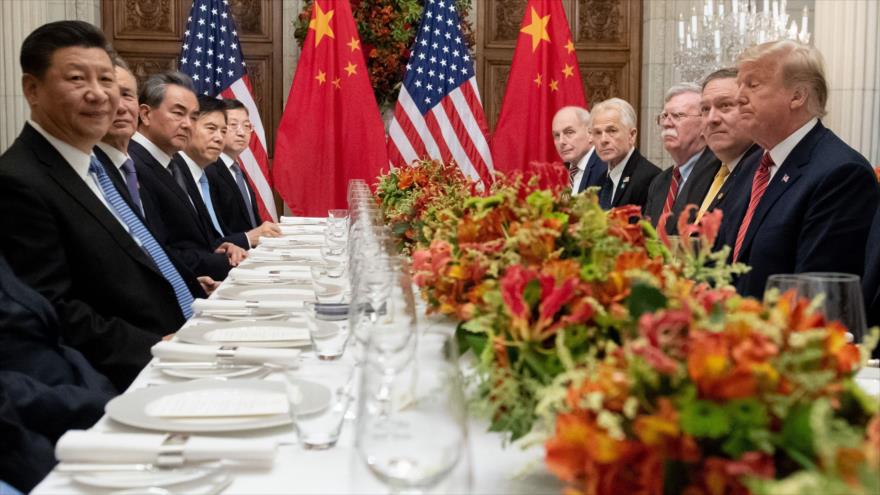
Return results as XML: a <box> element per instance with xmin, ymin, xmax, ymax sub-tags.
<box><xmin>246</xmin><ymin>221</ymin><xmax>282</xmax><ymax>247</ymax></box>
<box><xmin>197</xmin><ymin>275</ymin><xmax>220</xmax><ymax>295</ymax></box>
<box><xmin>214</xmin><ymin>242</ymin><xmax>248</xmax><ymax>266</ymax></box>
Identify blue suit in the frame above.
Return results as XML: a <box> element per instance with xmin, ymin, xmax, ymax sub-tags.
<box><xmin>574</xmin><ymin>150</ymin><xmax>605</xmax><ymax>193</ymax></box>
<box><xmin>0</xmin><ymin>255</ymin><xmax>115</xmax><ymax>492</ymax></box>
<box><xmin>722</xmin><ymin>122</ymin><xmax>879</xmax><ymax>298</ymax></box>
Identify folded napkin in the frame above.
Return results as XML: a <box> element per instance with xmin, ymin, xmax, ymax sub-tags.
<box><xmin>259</xmin><ymin>237</ymin><xmax>323</xmax><ymax>248</ymax></box>
<box><xmin>246</xmin><ymin>250</ymin><xmax>323</xmax><ymax>263</ymax></box>
<box><xmin>152</xmin><ymin>341</ymin><xmax>301</xmax><ymax>366</ymax></box>
<box><xmin>278</xmin><ymin>225</ymin><xmax>326</xmax><ymax>236</ymax></box>
<box><xmin>191</xmin><ymin>298</ymin><xmax>305</xmax><ymax>312</ymax></box>
<box><xmin>56</xmin><ymin>431</ymin><xmax>277</xmax><ymax>464</ymax></box>
<box><xmin>228</xmin><ymin>267</ymin><xmax>311</xmax><ymax>284</ymax></box>
<box><xmin>280</xmin><ymin>216</ymin><xmax>326</xmax><ymax>225</ymax></box>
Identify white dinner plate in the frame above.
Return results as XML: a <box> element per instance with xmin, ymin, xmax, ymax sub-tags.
<box><xmin>207</xmin><ymin>312</ymin><xmax>291</xmax><ymax>322</ymax></box>
<box><xmin>279</xmin><ymin>216</ymin><xmax>326</xmax><ymax>226</ymax></box>
<box><xmin>214</xmin><ymin>284</ymin><xmax>322</xmax><ymax>302</ymax></box>
<box><xmin>106</xmin><ymin>379</ymin><xmax>330</xmax><ymax>433</ymax></box>
<box><xmin>72</xmin><ymin>463</ymin><xmax>221</xmax><ymax>489</ymax></box>
<box><xmin>235</xmin><ymin>262</ymin><xmax>312</xmax><ymax>273</ymax></box>
<box><xmin>159</xmin><ymin>364</ymin><xmax>267</xmax><ymax>380</ymax></box>
<box><xmin>176</xmin><ymin>321</ymin><xmax>311</xmax><ymax>348</ymax></box>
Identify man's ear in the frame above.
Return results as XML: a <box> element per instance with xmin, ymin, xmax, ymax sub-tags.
<box><xmin>790</xmin><ymin>85</ymin><xmax>808</xmax><ymax>111</ymax></box>
<box><xmin>22</xmin><ymin>74</ymin><xmax>40</xmax><ymax>107</ymax></box>
<box><xmin>139</xmin><ymin>104</ymin><xmax>152</xmax><ymax>126</ymax></box>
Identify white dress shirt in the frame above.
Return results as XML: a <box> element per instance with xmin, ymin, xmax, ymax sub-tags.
<box><xmin>179</xmin><ymin>152</ymin><xmax>207</xmax><ymax>195</ymax></box>
<box><xmin>608</xmin><ymin>147</ymin><xmax>634</xmax><ymax>203</ymax></box>
<box><xmin>131</xmin><ymin>132</ymin><xmax>173</xmax><ymax>171</ymax></box>
<box><xmin>95</xmin><ymin>141</ymin><xmax>131</xmax><ymax>180</ymax></box>
<box><xmin>570</xmin><ymin>147</ymin><xmax>595</xmax><ymax>194</ymax></box>
<box><xmin>767</xmin><ymin>118</ymin><xmax>818</xmax><ymax>180</ymax></box>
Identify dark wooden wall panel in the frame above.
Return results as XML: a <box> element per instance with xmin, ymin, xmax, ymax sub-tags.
<box><xmin>102</xmin><ymin>0</ymin><xmax>283</xmax><ymax>156</ymax></box>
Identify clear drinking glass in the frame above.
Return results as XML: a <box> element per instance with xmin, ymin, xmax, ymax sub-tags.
<box><xmin>763</xmin><ymin>273</ymin><xmax>806</xmax><ymax>303</ymax></box>
<box><xmin>303</xmin><ymin>301</ymin><xmax>352</xmax><ymax>360</ymax></box>
<box><xmin>289</xmin><ymin>360</ymin><xmax>355</xmax><ymax>449</ymax></box>
<box><xmin>355</xmin><ymin>331</ymin><xmax>469</xmax><ymax>494</ymax></box>
<box><xmin>799</xmin><ymin>272</ymin><xmax>867</xmax><ymax>342</ymax></box>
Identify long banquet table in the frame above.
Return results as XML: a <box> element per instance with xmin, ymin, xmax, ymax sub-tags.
<box><xmin>33</xmin><ymin>224</ymin><xmax>564</xmax><ymax>495</ymax></box>
<box><xmin>32</xmin><ymin>220</ymin><xmax>880</xmax><ymax>494</ymax></box>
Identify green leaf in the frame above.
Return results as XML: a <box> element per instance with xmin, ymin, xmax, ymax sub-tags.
<box><xmin>523</xmin><ymin>279</ymin><xmax>542</xmax><ymax>309</ymax></box>
<box><xmin>725</xmin><ymin>398</ymin><xmax>770</xmax><ymax>429</ymax></box>
<box><xmin>627</xmin><ymin>282</ymin><xmax>668</xmax><ymax>320</ymax></box>
<box><xmin>680</xmin><ymin>400</ymin><xmax>731</xmax><ymax>438</ymax></box>
<box><xmin>779</xmin><ymin>403</ymin><xmax>815</xmax><ymax>461</ymax></box>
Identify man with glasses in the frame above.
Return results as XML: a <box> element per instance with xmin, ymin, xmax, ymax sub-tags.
<box><xmin>206</xmin><ymin>99</ymin><xmax>280</xmax><ymax>242</ymax></box>
<box><xmin>643</xmin><ymin>83</ymin><xmax>721</xmax><ymax>232</ymax></box>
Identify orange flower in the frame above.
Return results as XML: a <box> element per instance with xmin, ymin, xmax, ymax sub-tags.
<box><xmin>545</xmin><ymin>413</ymin><xmax>593</xmax><ymax>482</ymax></box>
<box><xmin>824</xmin><ymin>321</ymin><xmax>861</xmax><ymax>374</ymax></box>
<box><xmin>633</xmin><ymin>399</ymin><xmax>680</xmax><ymax>449</ymax></box>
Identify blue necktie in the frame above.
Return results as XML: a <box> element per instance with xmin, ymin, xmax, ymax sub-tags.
<box><xmin>198</xmin><ymin>173</ymin><xmax>224</xmax><ymax>236</ymax></box>
<box><xmin>231</xmin><ymin>163</ymin><xmax>258</xmax><ymax>228</ymax></box>
<box><xmin>88</xmin><ymin>156</ymin><xmax>194</xmax><ymax>319</ymax></box>
<box><xmin>598</xmin><ymin>174</ymin><xmax>614</xmax><ymax>210</ymax></box>
<box><xmin>119</xmin><ymin>158</ymin><xmax>144</xmax><ymax>216</ymax></box>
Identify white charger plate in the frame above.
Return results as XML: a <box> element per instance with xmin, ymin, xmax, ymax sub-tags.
<box><xmin>72</xmin><ymin>463</ymin><xmax>221</xmax><ymax>489</ymax></box>
<box><xmin>105</xmin><ymin>379</ymin><xmax>330</xmax><ymax>433</ymax></box>
<box><xmin>176</xmin><ymin>321</ymin><xmax>311</xmax><ymax>348</ymax></box>
<box><xmin>214</xmin><ymin>284</ymin><xmax>322</xmax><ymax>302</ymax></box>
<box><xmin>159</xmin><ymin>364</ymin><xmax>267</xmax><ymax>380</ymax></box>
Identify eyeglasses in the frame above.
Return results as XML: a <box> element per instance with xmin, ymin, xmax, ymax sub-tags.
<box><xmin>655</xmin><ymin>112</ymin><xmax>701</xmax><ymax>126</ymax></box>
<box><xmin>228</xmin><ymin>121</ymin><xmax>254</xmax><ymax>132</ymax></box>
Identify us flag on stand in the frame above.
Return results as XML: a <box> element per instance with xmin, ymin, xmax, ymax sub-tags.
<box><xmin>178</xmin><ymin>0</ymin><xmax>278</xmax><ymax>221</ymax></box>
<box><xmin>387</xmin><ymin>0</ymin><xmax>494</xmax><ymax>185</ymax></box>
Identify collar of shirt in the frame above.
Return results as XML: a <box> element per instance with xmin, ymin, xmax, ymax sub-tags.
<box><xmin>219</xmin><ymin>152</ymin><xmax>237</xmax><ymax>172</ymax></box>
<box><xmin>575</xmin><ymin>147</ymin><xmax>594</xmax><ymax>172</ymax></box>
<box><xmin>28</xmin><ymin>120</ymin><xmax>92</xmax><ymax>180</ymax></box>
<box><xmin>676</xmin><ymin>149</ymin><xmax>702</xmax><ymax>184</ymax></box>
<box><xmin>95</xmin><ymin>141</ymin><xmax>130</xmax><ymax>170</ymax></box>
<box><xmin>609</xmin><ymin>148</ymin><xmax>634</xmax><ymax>181</ymax></box>
<box><xmin>569</xmin><ymin>148</ymin><xmax>594</xmax><ymax>193</ymax></box>
<box><xmin>179</xmin><ymin>151</ymin><xmax>205</xmax><ymax>186</ymax></box>
<box><xmin>131</xmin><ymin>132</ymin><xmax>173</xmax><ymax>170</ymax></box>
<box><xmin>725</xmin><ymin>148</ymin><xmax>750</xmax><ymax>173</ymax></box>
<box><xmin>768</xmin><ymin>118</ymin><xmax>818</xmax><ymax>180</ymax></box>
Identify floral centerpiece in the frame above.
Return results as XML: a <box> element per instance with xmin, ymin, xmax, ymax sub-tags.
<box><xmin>294</xmin><ymin>0</ymin><xmax>475</xmax><ymax>111</ymax></box>
<box><xmin>545</xmin><ymin>289</ymin><xmax>879</xmax><ymax>495</ymax></box>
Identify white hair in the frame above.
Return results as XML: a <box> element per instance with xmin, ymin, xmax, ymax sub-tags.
<box><xmin>664</xmin><ymin>82</ymin><xmax>702</xmax><ymax>103</ymax></box>
<box><xmin>590</xmin><ymin>98</ymin><xmax>637</xmax><ymax>129</ymax></box>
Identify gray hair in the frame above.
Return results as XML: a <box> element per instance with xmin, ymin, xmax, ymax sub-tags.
<box><xmin>556</xmin><ymin>105</ymin><xmax>591</xmax><ymax>126</ymax></box>
<box><xmin>590</xmin><ymin>97</ymin><xmax>637</xmax><ymax>129</ymax></box>
<box><xmin>139</xmin><ymin>71</ymin><xmax>196</xmax><ymax>108</ymax></box>
<box><xmin>664</xmin><ymin>82</ymin><xmax>703</xmax><ymax>103</ymax></box>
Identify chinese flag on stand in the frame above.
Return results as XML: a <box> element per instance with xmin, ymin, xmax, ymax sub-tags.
<box><xmin>490</xmin><ymin>0</ymin><xmax>588</xmax><ymax>173</ymax></box>
<box><xmin>273</xmin><ymin>0</ymin><xmax>388</xmax><ymax>216</ymax></box>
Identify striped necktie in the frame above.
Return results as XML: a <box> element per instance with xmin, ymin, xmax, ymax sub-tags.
<box><xmin>661</xmin><ymin>166</ymin><xmax>682</xmax><ymax>218</ymax></box>
<box><xmin>733</xmin><ymin>153</ymin><xmax>774</xmax><ymax>262</ymax></box>
<box><xmin>231</xmin><ymin>163</ymin><xmax>258</xmax><ymax>228</ymax></box>
<box><xmin>88</xmin><ymin>156</ymin><xmax>194</xmax><ymax>319</ymax></box>
<box><xmin>119</xmin><ymin>157</ymin><xmax>144</xmax><ymax>216</ymax></box>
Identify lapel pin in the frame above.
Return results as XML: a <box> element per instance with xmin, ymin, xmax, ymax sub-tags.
<box><xmin>623</xmin><ymin>176</ymin><xmax>630</xmax><ymax>183</ymax></box>
<box><xmin>782</xmin><ymin>174</ymin><xmax>790</xmax><ymax>183</ymax></box>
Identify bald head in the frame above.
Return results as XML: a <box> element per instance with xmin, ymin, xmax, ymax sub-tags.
<box><xmin>552</xmin><ymin>106</ymin><xmax>593</xmax><ymax>164</ymax></box>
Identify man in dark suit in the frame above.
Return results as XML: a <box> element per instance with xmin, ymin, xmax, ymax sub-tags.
<box><xmin>589</xmin><ymin>98</ymin><xmax>660</xmax><ymax>210</ymax></box>
<box><xmin>697</xmin><ymin>68</ymin><xmax>763</xmax><ymax>229</ymax></box>
<box><xmin>205</xmin><ymin>99</ymin><xmax>280</xmax><ymax>244</ymax></box>
<box><xmin>644</xmin><ymin>83</ymin><xmax>721</xmax><ymax>232</ymax></box>
<box><xmin>0</xmin><ymin>254</ymin><xmax>115</xmax><ymax>492</ymax></box>
<box><xmin>725</xmin><ymin>40</ymin><xmax>879</xmax><ymax>298</ymax></box>
<box><xmin>551</xmin><ymin>106</ymin><xmax>606</xmax><ymax>194</ymax></box>
<box><xmin>95</xmin><ymin>55</ymin><xmax>219</xmax><ymax>296</ymax></box>
<box><xmin>0</xmin><ymin>21</ymin><xmax>195</xmax><ymax>389</ymax></box>
<box><xmin>130</xmin><ymin>72</ymin><xmax>247</xmax><ymax>281</ymax></box>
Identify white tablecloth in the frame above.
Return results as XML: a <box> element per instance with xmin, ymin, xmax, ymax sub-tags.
<box><xmin>32</xmin><ymin>238</ymin><xmax>880</xmax><ymax>494</ymax></box>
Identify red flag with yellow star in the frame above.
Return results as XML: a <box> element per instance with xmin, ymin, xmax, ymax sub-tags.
<box><xmin>490</xmin><ymin>0</ymin><xmax>587</xmax><ymax>172</ymax></box>
<box><xmin>273</xmin><ymin>0</ymin><xmax>388</xmax><ymax>215</ymax></box>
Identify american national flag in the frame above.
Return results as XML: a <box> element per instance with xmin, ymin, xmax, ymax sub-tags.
<box><xmin>178</xmin><ymin>0</ymin><xmax>277</xmax><ymax>221</ymax></box>
<box><xmin>387</xmin><ymin>0</ymin><xmax>494</xmax><ymax>184</ymax></box>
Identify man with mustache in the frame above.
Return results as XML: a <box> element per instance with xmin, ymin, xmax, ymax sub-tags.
<box><xmin>589</xmin><ymin>98</ymin><xmax>660</xmax><ymax>210</ymax></box>
<box><xmin>0</xmin><ymin>21</ymin><xmax>195</xmax><ymax>388</ymax></box>
<box><xmin>643</xmin><ymin>83</ymin><xmax>721</xmax><ymax>233</ymax></box>
<box><xmin>131</xmin><ymin>72</ymin><xmax>247</xmax><ymax>281</ymax></box>
<box><xmin>205</xmin><ymin>99</ymin><xmax>280</xmax><ymax>244</ymax></box>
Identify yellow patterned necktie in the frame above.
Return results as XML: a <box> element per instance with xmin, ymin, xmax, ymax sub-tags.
<box><xmin>696</xmin><ymin>164</ymin><xmax>731</xmax><ymax>222</ymax></box>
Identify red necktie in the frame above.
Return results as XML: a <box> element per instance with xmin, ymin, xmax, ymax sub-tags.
<box><xmin>732</xmin><ymin>152</ymin><xmax>774</xmax><ymax>262</ymax></box>
<box><xmin>661</xmin><ymin>166</ymin><xmax>682</xmax><ymax>218</ymax></box>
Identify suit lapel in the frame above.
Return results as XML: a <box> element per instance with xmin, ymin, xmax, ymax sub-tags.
<box><xmin>175</xmin><ymin>157</ymin><xmax>222</xmax><ymax>239</ymax></box>
<box><xmin>22</xmin><ymin>127</ymin><xmax>163</xmax><ymax>278</ymax></box>
<box><xmin>739</xmin><ymin>126</ymin><xmax>826</xmax><ymax>257</ymax></box>
<box><xmin>710</xmin><ymin>144</ymin><xmax>761</xmax><ymax>211</ymax></box>
<box><xmin>612</xmin><ymin>150</ymin><xmax>639</xmax><ymax>207</ymax></box>
<box><xmin>214</xmin><ymin>160</ymin><xmax>253</xmax><ymax>227</ymax></box>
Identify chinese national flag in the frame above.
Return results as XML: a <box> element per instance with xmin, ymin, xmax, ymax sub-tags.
<box><xmin>273</xmin><ymin>0</ymin><xmax>388</xmax><ymax>216</ymax></box>
<box><xmin>490</xmin><ymin>0</ymin><xmax>587</xmax><ymax>173</ymax></box>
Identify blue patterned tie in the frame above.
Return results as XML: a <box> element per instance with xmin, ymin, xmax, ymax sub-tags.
<box><xmin>88</xmin><ymin>156</ymin><xmax>194</xmax><ymax>319</ymax></box>
<box><xmin>120</xmin><ymin>158</ymin><xmax>144</xmax><ymax>216</ymax></box>
<box><xmin>198</xmin><ymin>174</ymin><xmax>224</xmax><ymax>236</ymax></box>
